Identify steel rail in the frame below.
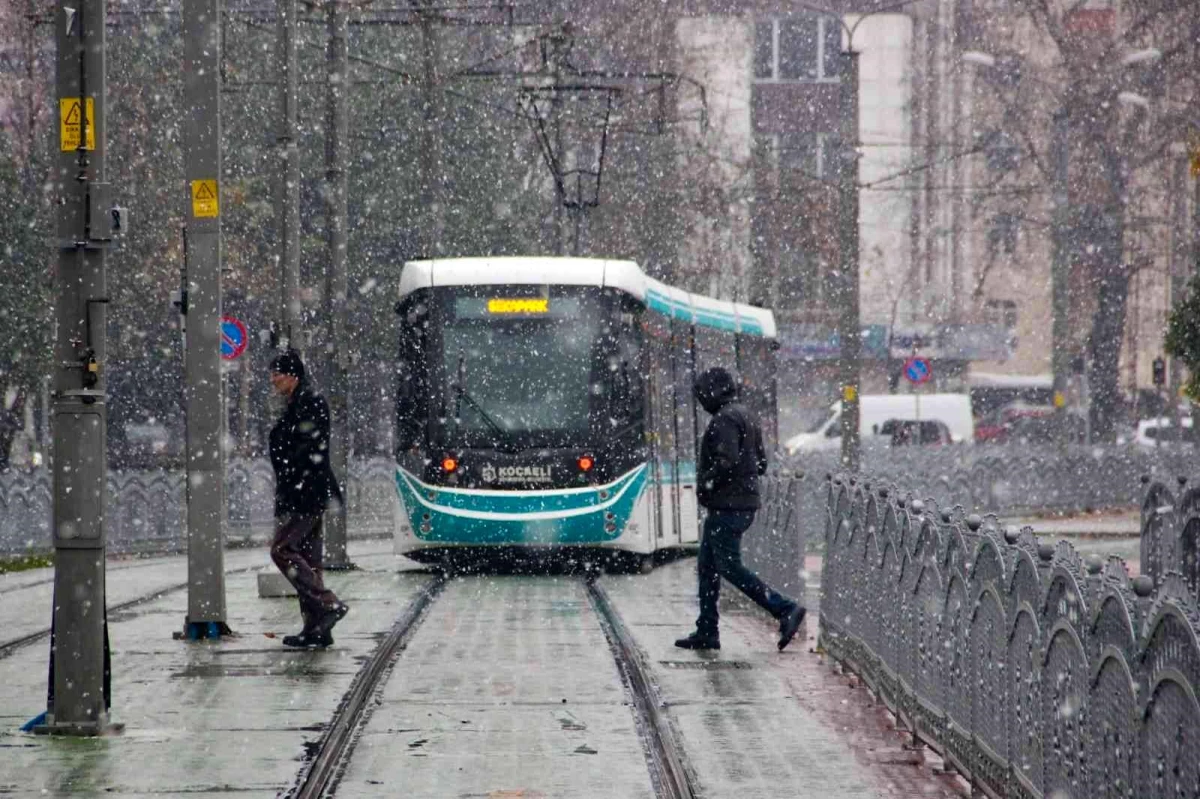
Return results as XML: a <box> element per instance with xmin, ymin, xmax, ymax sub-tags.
<box><xmin>289</xmin><ymin>572</ymin><xmax>448</xmax><ymax>799</ymax></box>
<box><xmin>0</xmin><ymin>566</ymin><xmax>259</xmax><ymax>661</ymax></box>
<box><xmin>586</xmin><ymin>578</ymin><xmax>695</xmax><ymax>799</ymax></box>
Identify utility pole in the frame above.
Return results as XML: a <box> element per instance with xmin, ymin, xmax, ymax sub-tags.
<box><xmin>418</xmin><ymin>2</ymin><xmax>445</xmax><ymax>257</ymax></box>
<box><xmin>180</xmin><ymin>0</ymin><xmax>229</xmax><ymax>638</ymax></box>
<box><xmin>837</xmin><ymin>49</ymin><xmax>861</xmax><ymax>472</ymax></box>
<box><xmin>1168</xmin><ymin>153</ymin><xmax>1187</xmax><ymax>443</ymax></box>
<box><xmin>1050</xmin><ymin>107</ymin><xmax>1070</xmax><ymax>442</ymax></box>
<box><xmin>276</xmin><ymin>0</ymin><xmax>301</xmax><ymax>347</ymax></box>
<box><xmin>323</xmin><ymin>0</ymin><xmax>352</xmax><ymax>569</ymax></box>
<box><xmin>36</xmin><ymin>0</ymin><xmax>118</xmax><ymax>735</ymax></box>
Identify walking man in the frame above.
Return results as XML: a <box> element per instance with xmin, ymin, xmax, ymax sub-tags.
<box><xmin>268</xmin><ymin>349</ymin><xmax>349</xmax><ymax>648</ymax></box>
<box><xmin>676</xmin><ymin>367</ymin><xmax>805</xmax><ymax>652</ymax></box>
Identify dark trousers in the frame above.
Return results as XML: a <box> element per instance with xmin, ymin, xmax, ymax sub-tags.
<box><xmin>271</xmin><ymin>513</ymin><xmax>340</xmax><ymax>632</ymax></box>
<box><xmin>696</xmin><ymin>509</ymin><xmax>795</xmax><ymax>637</ymax></box>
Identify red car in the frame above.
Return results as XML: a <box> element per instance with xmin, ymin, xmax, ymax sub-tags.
<box><xmin>974</xmin><ymin>402</ymin><xmax>1055</xmax><ymax>444</ymax></box>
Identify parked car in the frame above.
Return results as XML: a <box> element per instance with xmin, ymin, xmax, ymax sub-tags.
<box><xmin>974</xmin><ymin>401</ymin><xmax>1055</xmax><ymax>444</ymax></box>
<box><xmin>878</xmin><ymin>418</ymin><xmax>954</xmax><ymax>447</ymax></box>
<box><xmin>1135</xmin><ymin>416</ymin><xmax>1197</xmax><ymax>447</ymax></box>
<box><xmin>783</xmin><ymin>393</ymin><xmax>974</xmax><ymax>454</ymax></box>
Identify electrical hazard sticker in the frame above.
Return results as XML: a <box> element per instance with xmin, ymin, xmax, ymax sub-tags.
<box><xmin>191</xmin><ymin>180</ymin><xmax>219</xmax><ymax>218</ymax></box>
<box><xmin>59</xmin><ymin>97</ymin><xmax>95</xmax><ymax>151</ymax></box>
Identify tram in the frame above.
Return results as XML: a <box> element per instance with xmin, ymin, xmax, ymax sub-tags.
<box><xmin>392</xmin><ymin>257</ymin><xmax>778</xmax><ymax>571</ymax></box>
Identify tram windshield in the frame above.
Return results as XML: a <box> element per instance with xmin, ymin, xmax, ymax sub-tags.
<box><xmin>400</xmin><ymin>286</ymin><xmax>640</xmax><ymax>451</ymax></box>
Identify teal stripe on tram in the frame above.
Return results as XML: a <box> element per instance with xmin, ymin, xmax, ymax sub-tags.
<box><xmin>395</xmin><ymin>464</ymin><xmax>648</xmax><ymax>545</ymax></box>
<box><xmin>645</xmin><ymin>289</ymin><xmax>765</xmax><ymax>336</ymax></box>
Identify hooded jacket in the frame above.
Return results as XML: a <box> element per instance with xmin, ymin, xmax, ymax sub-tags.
<box><xmin>269</xmin><ymin>382</ymin><xmax>343</xmax><ymax>516</ymax></box>
<box><xmin>694</xmin><ymin>367</ymin><xmax>767</xmax><ymax>511</ymax></box>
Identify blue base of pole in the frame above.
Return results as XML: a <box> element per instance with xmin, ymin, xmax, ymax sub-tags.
<box><xmin>20</xmin><ymin>712</ymin><xmax>47</xmax><ymax>733</ymax></box>
<box><xmin>175</xmin><ymin>621</ymin><xmax>233</xmax><ymax>641</ymax></box>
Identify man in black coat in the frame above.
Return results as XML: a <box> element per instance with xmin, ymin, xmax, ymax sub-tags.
<box><xmin>675</xmin><ymin>367</ymin><xmax>806</xmax><ymax>652</ymax></box>
<box><xmin>268</xmin><ymin>349</ymin><xmax>349</xmax><ymax>648</ymax></box>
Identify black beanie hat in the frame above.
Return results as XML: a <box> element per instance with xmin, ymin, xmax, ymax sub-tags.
<box><xmin>269</xmin><ymin>349</ymin><xmax>305</xmax><ymax>380</ymax></box>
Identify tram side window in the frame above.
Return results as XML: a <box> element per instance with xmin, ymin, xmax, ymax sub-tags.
<box><xmin>645</xmin><ymin>311</ymin><xmax>675</xmax><ymax>464</ymax></box>
<box><xmin>672</xmin><ymin>320</ymin><xmax>697</xmax><ymax>465</ymax></box>
<box><xmin>608</xmin><ymin>304</ymin><xmax>645</xmax><ymax>431</ymax></box>
<box><xmin>395</xmin><ymin>299</ymin><xmax>430</xmax><ymax>453</ymax></box>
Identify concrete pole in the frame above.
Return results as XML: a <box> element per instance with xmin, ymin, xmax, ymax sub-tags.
<box><xmin>180</xmin><ymin>0</ymin><xmax>229</xmax><ymax>638</ymax></box>
<box><xmin>323</xmin><ymin>0</ymin><xmax>352</xmax><ymax>569</ymax></box>
<box><xmin>419</xmin><ymin>4</ymin><xmax>444</xmax><ymax>257</ymax></box>
<box><xmin>1050</xmin><ymin>108</ymin><xmax>1070</xmax><ymax>441</ymax></box>
<box><xmin>1168</xmin><ymin>154</ymin><xmax>1186</xmax><ymax>443</ymax></box>
<box><xmin>276</xmin><ymin>0</ymin><xmax>301</xmax><ymax>348</ymax></box>
<box><xmin>837</xmin><ymin>50</ymin><xmax>861</xmax><ymax>472</ymax></box>
<box><xmin>38</xmin><ymin>0</ymin><xmax>118</xmax><ymax>735</ymax></box>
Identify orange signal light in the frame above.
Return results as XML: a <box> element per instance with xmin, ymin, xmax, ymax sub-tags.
<box><xmin>577</xmin><ymin>456</ymin><xmax>594</xmax><ymax>472</ymax></box>
<box><xmin>442</xmin><ymin>457</ymin><xmax>458</xmax><ymax>473</ymax></box>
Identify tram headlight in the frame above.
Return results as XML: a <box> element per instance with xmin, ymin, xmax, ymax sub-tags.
<box><xmin>441</xmin><ymin>457</ymin><xmax>458</xmax><ymax>473</ymax></box>
<box><xmin>577</xmin><ymin>455</ymin><xmax>594</xmax><ymax>472</ymax></box>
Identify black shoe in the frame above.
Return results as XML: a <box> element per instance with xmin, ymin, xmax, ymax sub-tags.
<box><xmin>282</xmin><ymin>631</ymin><xmax>332</xmax><ymax>648</ymax></box>
<box><xmin>313</xmin><ymin>602</ymin><xmax>350</xmax><ymax>636</ymax></box>
<box><xmin>674</xmin><ymin>632</ymin><xmax>721</xmax><ymax>650</ymax></box>
<box><xmin>778</xmin><ymin>605</ymin><xmax>806</xmax><ymax>651</ymax></box>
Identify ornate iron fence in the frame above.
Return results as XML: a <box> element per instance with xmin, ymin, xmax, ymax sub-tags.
<box><xmin>819</xmin><ymin>473</ymin><xmax>1200</xmax><ymax>799</ymax></box>
<box><xmin>0</xmin><ymin>459</ymin><xmax>398</xmax><ymax>556</ymax></box>
<box><xmin>782</xmin><ymin>444</ymin><xmax>1193</xmax><ymax>551</ymax></box>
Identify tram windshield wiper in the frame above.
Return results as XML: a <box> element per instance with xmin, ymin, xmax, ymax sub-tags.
<box><xmin>453</xmin><ymin>351</ymin><xmax>512</xmax><ymax>446</ymax></box>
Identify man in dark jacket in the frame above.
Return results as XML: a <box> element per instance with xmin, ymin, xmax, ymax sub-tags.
<box><xmin>268</xmin><ymin>349</ymin><xmax>349</xmax><ymax>648</ymax></box>
<box><xmin>676</xmin><ymin>367</ymin><xmax>805</xmax><ymax>651</ymax></box>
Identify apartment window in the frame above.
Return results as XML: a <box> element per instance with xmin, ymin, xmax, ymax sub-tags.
<box><xmin>984</xmin><ymin>299</ymin><xmax>1019</xmax><ymax>330</ymax></box>
<box><xmin>987</xmin><ymin>212</ymin><xmax>1020</xmax><ymax>256</ymax></box>
<box><xmin>756</xmin><ymin>132</ymin><xmax>839</xmax><ymax>182</ymax></box>
<box><xmin>754</xmin><ymin>14</ymin><xmax>843</xmax><ymax>83</ymax></box>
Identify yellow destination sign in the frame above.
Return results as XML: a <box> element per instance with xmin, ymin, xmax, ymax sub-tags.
<box><xmin>488</xmin><ymin>297</ymin><xmax>548</xmax><ymax>314</ymax></box>
<box><xmin>59</xmin><ymin>97</ymin><xmax>95</xmax><ymax>151</ymax></box>
<box><xmin>191</xmin><ymin>180</ymin><xmax>219</xmax><ymax>218</ymax></box>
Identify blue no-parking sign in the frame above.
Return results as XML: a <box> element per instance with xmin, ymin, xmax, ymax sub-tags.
<box><xmin>903</xmin><ymin>356</ymin><xmax>932</xmax><ymax>385</ymax></box>
<box><xmin>220</xmin><ymin>316</ymin><xmax>248</xmax><ymax>360</ymax></box>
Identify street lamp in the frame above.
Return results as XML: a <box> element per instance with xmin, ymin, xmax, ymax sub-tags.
<box><xmin>792</xmin><ymin>0</ymin><xmax>926</xmax><ymax>471</ymax></box>
<box><xmin>961</xmin><ymin>50</ymin><xmax>1072</xmax><ymax>439</ymax></box>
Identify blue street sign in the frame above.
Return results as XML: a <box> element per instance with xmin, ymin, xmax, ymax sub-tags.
<box><xmin>903</xmin><ymin>356</ymin><xmax>932</xmax><ymax>385</ymax></box>
<box><xmin>220</xmin><ymin>316</ymin><xmax>248</xmax><ymax>360</ymax></box>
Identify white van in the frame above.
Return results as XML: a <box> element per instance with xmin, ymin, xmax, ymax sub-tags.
<box><xmin>783</xmin><ymin>393</ymin><xmax>975</xmax><ymax>454</ymax></box>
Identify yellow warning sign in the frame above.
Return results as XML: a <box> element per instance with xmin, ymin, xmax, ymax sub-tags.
<box><xmin>59</xmin><ymin>97</ymin><xmax>95</xmax><ymax>151</ymax></box>
<box><xmin>191</xmin><ymin>180</ymin><xmax>219</xmax><ymax>218</ymax></box>
<box><xmin>842</xmin><ymin>385</ymin><xmax>858</xmax><ymax>403</ymax></box>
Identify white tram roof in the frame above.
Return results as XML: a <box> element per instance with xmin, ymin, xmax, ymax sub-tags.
<box><xmin>398</xmin><ymin>257</ymin><xmax>776</xmax><ymax>338</ymax></box>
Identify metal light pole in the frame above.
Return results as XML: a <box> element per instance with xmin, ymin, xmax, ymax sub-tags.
<box><xmin>36</xmin><ymin>0</ymin><xmax>119</xmax><ymax>735</ymax></box>
<box><xmin>180</xmin><ymin>0</ymin><xmax>230</xmax><ymax>639</ymax></box>
<box><xmin>1050</xmin><ymin>107</ymin><xmax>1071</xmax><ymax>441</ymax></box>
<box><xmin>276</xmin><ymin>0</ymin><xmax>301</xmax><ymax>347</ymax></box>
<box><xmin>837</xmin><ymin>49</ymin><xmax>861</xmax><ymax>472</ymax></box>
<box><xmin>323</xmin><ymin>0</ymin><xmax>353</xmax><ymax>569</ymax></box>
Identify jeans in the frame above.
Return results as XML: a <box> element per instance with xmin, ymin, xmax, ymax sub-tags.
<box><xmin>271</xmin><ymin>513</ymin><xmax>341</xmax><ymax>632</ymax></box>
<box><xmin>695</xmin><ymin>509</ymin><xmax>795</xmax><ymax>637</ymax></box>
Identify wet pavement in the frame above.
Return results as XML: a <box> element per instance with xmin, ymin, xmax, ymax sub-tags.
<box><xmin>0</xmin><ymin>542</ymin><xmax>424</xmax><ymax>797</ymax></box>
<box><xmin>337</xmin><ymin>576</ymin><xmax>656</xmax><ymax>798</ymax></box>
<box><xmin>0</xmin><ymin>544</ymin><xmax>975</xmax><ymax>798</ymax></box>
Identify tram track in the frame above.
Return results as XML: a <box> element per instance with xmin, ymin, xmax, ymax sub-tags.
<box><xmin>289</xmin><ymin>572</ymin><xmax>448</xmax><ymax>799</ymax></box>
<box><xmin>587</xmin><ymin>578</ymin><xmax>696</xmax><ymax>799</ymax></box>
<box><xmin>0</xmin><ymin>565</ymin><xmax>259</xmax><ymax>661</ymax></box>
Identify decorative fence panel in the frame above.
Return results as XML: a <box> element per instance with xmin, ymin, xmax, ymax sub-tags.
<box><xmin>0</xmin><ymin>459</ymin><xmax>398</xmax><ymax>556</ymax></box>
<box><xmin>820</xmin><ymin>473</ymin><xmax>1200</xmax><ymax>799</ymax></box>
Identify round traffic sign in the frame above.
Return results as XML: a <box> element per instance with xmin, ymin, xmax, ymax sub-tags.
<box><xmin>220</xmin><ymin>316</ymin><xmax>248</xmax><ymax>360</ymax></box>
<box><xmin>903</xmin><ymin>356</ymin><xmax>932</xmax><ymax>385</ymax></box>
